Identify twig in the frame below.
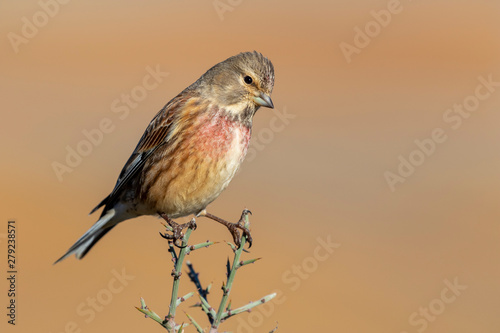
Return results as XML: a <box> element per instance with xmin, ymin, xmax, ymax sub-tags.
<box><xmin>221</xmin><ymin>293</ymin><xmax>276</xmax><ymax>320</ymax></box>
<box><xmin>187</xmin><ymin>261</ymin><xmax>211</xmax><ymax>301</ymax></box>
<box><xmin>211</xmin><ymin>213</ymin><xmax>250</xmax><ymax>330</ymax></box>
<box><xmin>187</xmin><ymin>261</ymin><xmax>213</xmax><ymax>324</ymax></box>
<box><xmin>138</xmin><ymin>211</ymin><xmax>276</xmax><ymax>332</ymax></box>
<box><xmin>137</xmin><ymin>225</ymin><xmax>195</xmax><ymax>332</ymax></box>
<box><xmin>185</xmin><ymin>312</ymin><xmax>204</xmax><ymax>333</ymax></box>
<box><xmin>166</xmin><ymin>228</ymin><xmax>194</xmax><ymax>324</ymax></box>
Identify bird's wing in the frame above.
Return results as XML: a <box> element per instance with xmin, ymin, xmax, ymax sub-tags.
<box><xmin>90</xmin><ymin>93</ymin><xmax>190</xmax><ymax>215</ymax></box>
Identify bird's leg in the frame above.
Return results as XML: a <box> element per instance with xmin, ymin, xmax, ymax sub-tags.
<box><xmin>159</xmin><ymin>213</ymin><xmax>197</xmax><ymax>248</ymax></box>
<box><xmin>201</xmin><ymin>209</ymin><xmax>252</xmax><ymax>248</ymax></box>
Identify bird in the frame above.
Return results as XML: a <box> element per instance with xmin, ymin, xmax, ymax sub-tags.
<box><xmin>55</xmin><ymin>51</ymin><xmax>275</xmax><ymax>263</ymax></box>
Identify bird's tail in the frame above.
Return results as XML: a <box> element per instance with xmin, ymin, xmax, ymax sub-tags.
<box><xmin>54</xmin><ymin>209</ymin><xmax>117</xmax><ymax>264</ymax></box>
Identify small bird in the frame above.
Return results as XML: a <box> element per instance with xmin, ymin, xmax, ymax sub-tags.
<box><xmin>55</xmin><ymin>51</ymin><xmax>275</xmax><ymax>263</ymax></box>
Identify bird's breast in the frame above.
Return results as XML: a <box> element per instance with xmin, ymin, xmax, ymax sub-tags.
<box><xmin>193</xmin><ymin>110</ymin><xmax>252</xmax><ymax>190</ymax></box>
<box><xmin>196</xmin><ymin>111</ymin><xmax>251</xmax><ymax>157</ymax></box>
<box><xmin>143</xmin><ymin>109</ymin><xmax>252</xmax><ymax>218</ymax></box>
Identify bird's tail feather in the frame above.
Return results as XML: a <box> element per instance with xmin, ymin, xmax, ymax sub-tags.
<box><xmin>54</xmin><ymin>209</ymin><xmax>117</xmax><ymax>264</ymax></box>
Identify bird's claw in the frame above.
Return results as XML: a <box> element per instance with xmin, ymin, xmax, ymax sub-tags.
<box><xmin>237</xmin><ymin>222</ymin><xmax>253</xmax><ymax>249</ymax></box>
<box><xmin>230</xmin><ymin>211</ymin><xmax>253</xmax><ymax>248</ymax></box>
<box><xmin>159</xmin><ymin>223</ymin><xmax>185</xmax><ymax>247</ymax></box>
<box><xmin>159</xmin><ymin>214</ymin><xmax>197</xmax><ymax>248</ymax></box>
<box><xmin>203</xmin><ymin>209</ymin><xmax>253</xmax><ymax>249</ymax></box>
<box><xmin>241</xmin><ymin>209</ymin><xmax>252</xmax><ymax>217</ymax></box>
<box><xmin>186</xmin><ymin>218</ymin><xmax>197</xmax><ymax>231</ymax></box>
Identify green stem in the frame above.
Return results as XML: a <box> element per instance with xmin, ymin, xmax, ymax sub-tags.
<box><xmin>211</xmin><ymin>215</ymin><xmax>250</xmax><ymax>329</ymax></box>
<box><xmin>221</xmin><ymin>292</ymin><xmax>276</xmax><ymax>320</ymax></box>
<box><xmin>185</xmin><ymin>312</ymin><xmax>204</xmax><ymax>333</ymax></box>
<box><xmin>166</xmin><ymin>228</ymin><xmax>193</xmax><ymax>322</ymax></box>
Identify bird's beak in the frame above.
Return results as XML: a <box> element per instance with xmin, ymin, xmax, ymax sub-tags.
<box><xmin>253</xmin><ymin>92</ymin><xmax>274</xmax><ymax>109</ymax></box>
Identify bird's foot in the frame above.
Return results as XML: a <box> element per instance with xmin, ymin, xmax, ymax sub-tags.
<box><xmin>159</xmin><ymin>214</ymin><xmax>197</xmax><ymax>248</ymax></box>
<box><xmin>203</xmin><ymin>209</ymin><xmax>252</xmax><ymax>249</ymax></box>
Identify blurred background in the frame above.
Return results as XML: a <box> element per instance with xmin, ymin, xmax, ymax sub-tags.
<box><xmin>1</xmin><ymin>0</ymin><xmax>500</xmax><ymax>332</ymax></box>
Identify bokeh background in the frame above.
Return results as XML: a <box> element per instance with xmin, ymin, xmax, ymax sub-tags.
<box><xmin>2</xmin><ymin>0</ymin><xmax>500</xmax><ymax>332</ymax></box>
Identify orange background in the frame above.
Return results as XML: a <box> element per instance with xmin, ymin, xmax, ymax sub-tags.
<box><xmin>2</xmin><ymin>0</ymin><xmax>500</xmax><ymax>332</ymax></box>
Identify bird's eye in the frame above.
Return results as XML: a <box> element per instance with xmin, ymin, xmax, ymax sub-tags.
<box><xmin>244</xmin><ymin>76</ymin><xmax>253</xmax><ymax>84</ymax></box>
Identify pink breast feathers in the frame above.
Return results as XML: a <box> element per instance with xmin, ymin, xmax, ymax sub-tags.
<box><xmin>196</xmin><ymin>112</ymin><xmax>251</xmax><ymax>159</ymax></box>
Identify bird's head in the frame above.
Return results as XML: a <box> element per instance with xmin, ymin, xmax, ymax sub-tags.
<box><xmin>197</xmin><ymin>51</ymin><xmax>275</xmax><ymax>121</ymax></box>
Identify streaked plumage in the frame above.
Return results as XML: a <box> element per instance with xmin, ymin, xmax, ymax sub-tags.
<box><xmin>56</xmin><ymin>51</ymin><xmax>275</xmax><ymax>263</ymax></box>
